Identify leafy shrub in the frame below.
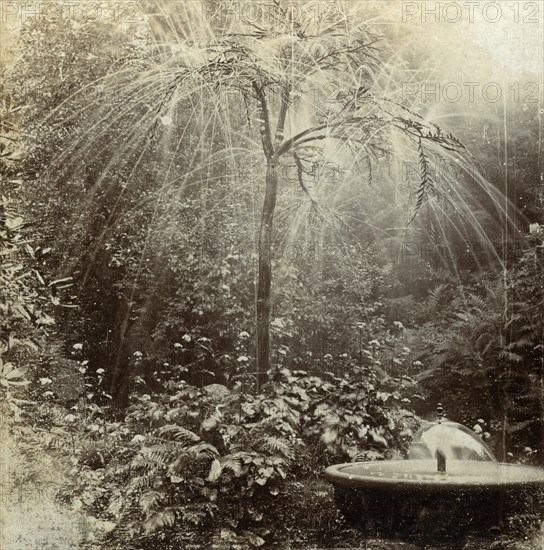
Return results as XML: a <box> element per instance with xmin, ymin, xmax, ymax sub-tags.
<box><xmin>0</xmin><ymin>91</ymin><xmax>61</xmax><ymax>419</ymax></box>
<box><xmin>65</xmin><ymin>358</ymin><xmax>414</xmax><ymax>548</ymax></box>
<box><xmin>407</xmin><ymin>239</ymin><xmax>544</xmax><ymax>462</ymax></box>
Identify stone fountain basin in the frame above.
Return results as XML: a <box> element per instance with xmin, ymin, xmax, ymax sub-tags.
<box><xmin>325</xmin><ymin>460</ymin><xmax>544</xmax><ymax>542</ymax></box>
<box><xmin>326</xmin><ymin>459</ymin><xmax>544</xmax><ymax>489</ymax></box>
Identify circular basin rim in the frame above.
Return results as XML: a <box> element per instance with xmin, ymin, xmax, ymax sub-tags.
<box><xmin>324</xmin><ymin>460</ymin><xmax>544</xmax><ymax>491</ymax></box>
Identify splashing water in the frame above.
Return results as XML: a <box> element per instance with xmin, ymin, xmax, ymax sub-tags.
<box><xmin>15</xmin><ymin>0</ymin><xmax>536</xmax><ymax>367</ymax></box>
<box><xmin>409</xmin><ymin>422</ymin><xmax>497</xmax><ymax>463</ymax></box>
<box><xmin>34</xmin><ymin>0</ymin><xmax>526</xmax><ymax>280</ymax></box>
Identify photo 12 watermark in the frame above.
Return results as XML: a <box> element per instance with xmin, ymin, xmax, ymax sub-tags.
<box><xmin>0</xmin><ymin>481</ymin><xmax>61</xmax><ymax>505</ymax></box>
<box><xmin>402</xmin><ymin>81</ymin><xmax>541</xmax><ymax>105</ymax></box>
<box><xmin>0</xmin><ymin>1</ymin><xmax>143</xmax><ymax>24</ymax></box>
<box><xmin>401</xmin><ymin>2</ymin><xmax>541</xmax><ymax>24</ymax></box>
<box><xmin>201</xmin><ymin>1</ymin><xmax>340</xmax><ymax>24</ymax></box>
<box><xmin>402</xmin><ymin>156</ymin><xmax>539</xmax><ymax>188</ymax></box>
<box><xmin>221</xmin><ymin>158</ymin><xmax>343</xmax><ymax>186</ymax></box>
<box><xmin>400</xmin><ymin>241</ymin><xmax>492</xmax><ymax>264</ymax></box>
<box><xmin>214</xmin><ymin>80</ymin><xmax>368</xmax><ymax>117</ymax></box>
<box><xmin>206</xmin><ymin>239</ymin><xmax>358</xmax><ymax>264</ymax></box>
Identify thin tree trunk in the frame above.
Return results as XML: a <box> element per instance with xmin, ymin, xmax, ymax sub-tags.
<box><xmin>256</xmin><ymin>158</ymin><xmax>279</xmax><ymax>390</ymax></box>
<box><xmin>253</xmin><ymin>82</ymin><xmax>289</xmax><ymax>391</ymax></box>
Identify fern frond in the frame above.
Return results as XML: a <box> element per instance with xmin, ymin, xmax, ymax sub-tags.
<box><xmin>468</xmin><ymin>293</ymin><xmax>488</xmax><ymax>312</ymax></box>
<box><xmin>158</xmin><ymin>424</ymin><xmax>201</xmax><ymax>443</ymax></box>
<box><xmin>186</xmin><ymin>442</ymin><xmax>220</xmax><ymax>460</ymax></box>
<box><xmin>498</xmin><ymin>350</ymin><xmax>523</xmax><ymax>363</ymax></box>
<box><xmin>142</xmin><ymin>445</ymin><xmax>178</xmax><ymax>465</ymax></box>
<box><xmin>223</xmin><ymin>449</ymin><xmax>254</xmax><ymax>463</ymax></box>
<box><xmin>167</xmin><ymin>455</ymin><xmax>190</xmax><ymax>477</ymax></box>
<box><xmin>130</xmin><ymin>456</ymin><xmax>161</xmax><ymax>471</ymax></box>
<box><xmin>143</xmin><ymin>508</ymin><xmax>177</xmax><ymax>533</ymax></box>
<box><xmin>260</xmin><ymin>435</ymin><xmax>294</xmax><ymax>461</ymax></box>
<box><xmin>428</xmin><ymin>283</ymin><xmax>448</xmax><ymax>310</ymax></box>
<box><xmin>221</xmin><ymin>455</ymin><xmax>244</xmax><ymax>476</ymax></box>
<box><xmin>427</xmin><ymin>205</ymin><xmax>437</xmax><ymax>243</ymax></box>
<box><xmin>506</xmin><ymin>336</ymin><xmax>535</xmax><ymax>350</ymax></box>
<box><xmin>409</xmin><ymin>139</ymin><xmax>433</xmax><ymax>224</ymax></box>
<box><xmin>140</xmin><ymin>490</ymin><xmax>165</xmax><ymax>514</ymax></box>
<box><xmin>508</xmin><ymin>418</ymin><xmax>540</xmax><ymax>433</ymax></box>
<box><xmin>129</xmin><ymin>473</ymin><xmax>157</xmax><ymax>491</ymax></box>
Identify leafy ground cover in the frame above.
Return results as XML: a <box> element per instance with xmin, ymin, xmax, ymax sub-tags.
<box><xmin>2</xmin><ymin>368</ymin><xmax>543</xmax><ymax>550</ymax></box>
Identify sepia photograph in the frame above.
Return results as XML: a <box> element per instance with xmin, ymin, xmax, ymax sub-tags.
<box><xmin>1</xmin><ymin>1</ymin><xmax>544</xmax><ymax>548</ymax></box>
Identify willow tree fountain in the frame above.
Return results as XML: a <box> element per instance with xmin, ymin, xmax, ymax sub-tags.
<box><xmin>325</xmin><ymin>404</ymin><xmax>544</xmax><ymax>543</ymax></box>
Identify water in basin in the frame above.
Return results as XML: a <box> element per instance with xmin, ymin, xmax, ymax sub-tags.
<box><xmin>335</xmin><ymin>459</ymin><xmax>544</xmax><ymax>486</ymax></box>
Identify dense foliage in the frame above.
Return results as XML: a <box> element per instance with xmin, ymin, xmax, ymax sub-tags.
<box><xmin>2</xmin><ymin>1</ymin><xmax>544</xmax><ymax>548</ymax></box>
<box><xmin>66</xmin><ymin>364</ymin><xmax>414</xmax><ymax>547</ymax></box>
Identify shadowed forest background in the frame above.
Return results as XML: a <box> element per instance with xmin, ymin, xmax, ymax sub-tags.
<box><xmin>1</xmin><ymin>1</ymin><xmax>544</xmax><ymax>548</ymax></box>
